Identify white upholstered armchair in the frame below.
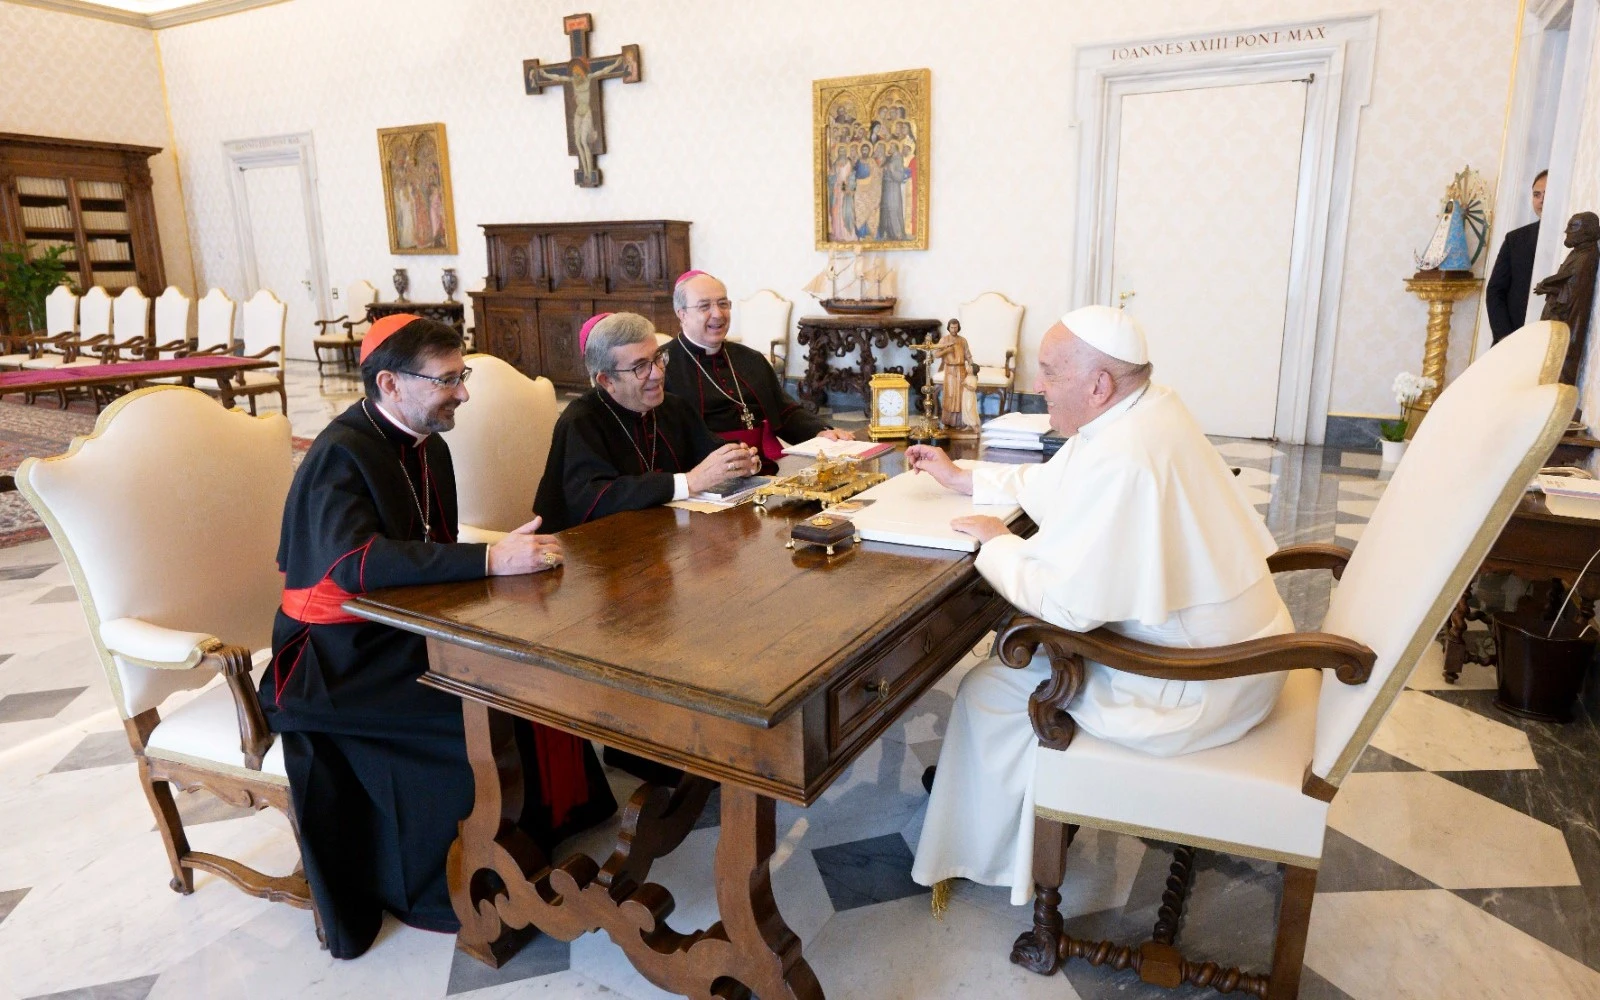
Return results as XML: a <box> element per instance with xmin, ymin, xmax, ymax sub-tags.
<box><xmin>312</xmin><ymin>279</ymin><xmax>377</xmax><ymax>376</ymax></box>
<box><xmin>441</xmin><ymin>353</ymin><xmax>558</xmax><ymax>543</ymax></box>
<box><xmin>734</xmin><ymin>288</ymin><xmax>794</xmax><ymax>374</ymax></box>
<box><xmin>16</xmin><ymin>385</ymin><xmax>314</xmax><ymax>919</ymax></box>
<box><xmin>956</xmin><ymin>291</ymin><xmax>1024</xmax><ymax>415</ymax></box>
<box><xmin>1003</xmin><ymin>321</ymin><xmax>1575</xmax><ymax>999</ymax></box>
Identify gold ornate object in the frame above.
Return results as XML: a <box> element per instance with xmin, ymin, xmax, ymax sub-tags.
<box><xmin>754</xmin><ymin>454</ymin><xmax>887</xmax><ymax>508</ymax></box>
<box><xmin>868</xmin><ymin>371</ymin><xmax>911</xmax><ymax>440</ymax></box>
<box><xmin>906</xmin><ymin>337</ymin><xmax>948</xmax><ymax>446</ymax></box>
<box><xmin>1403</xmin><ymin>275</ymin><xmax>1483</xmax><ymax>409</ymax></box>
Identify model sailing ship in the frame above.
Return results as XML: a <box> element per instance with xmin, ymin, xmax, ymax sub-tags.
<box><xmin>803</xmin><ymin>250</ymin><xmax>898</xmax><ymax>315</ymax></box>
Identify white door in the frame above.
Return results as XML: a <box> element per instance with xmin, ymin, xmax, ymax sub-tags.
<box><xmin>242</xmin><ymin>165</ymin><xmax>319</xmax><ymax>360</ymax></box>
<box><xmin>1111</xmin><ymin>82</ymin><xmax>1307</xmax><ymax>439</ymax></box>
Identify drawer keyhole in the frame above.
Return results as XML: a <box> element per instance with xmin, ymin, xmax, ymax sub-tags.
<box><xmin>864</xmin><ymin>678</ymin><xmax>890</xmax><ymax>702</ymax></box>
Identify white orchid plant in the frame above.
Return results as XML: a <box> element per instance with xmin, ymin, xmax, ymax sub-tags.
<box><xmin>1379</xmin><ymin>372</ymin><xmax>1439</xmax><ymax>442</ymax></box>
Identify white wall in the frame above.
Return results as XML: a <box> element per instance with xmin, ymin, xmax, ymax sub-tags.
<box><xmin>148</xmin><ymin>0</ymin><xmax>1516</xmax><ymax>418</ymax></box>
<box><xmin>0</xmin><ymin>3</ymin><xmax>196</xmax><ymax>297</ymax></box>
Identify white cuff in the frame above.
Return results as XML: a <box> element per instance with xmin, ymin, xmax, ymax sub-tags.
<box><xmin>99</xmin><ymin>617</ymin><xmax>219</xmax><ymax>669</ymax></box>
<box><xmin>673</xmin><ymin>473</ymin><xmax>689</xmax><ymax>501</ymax></box>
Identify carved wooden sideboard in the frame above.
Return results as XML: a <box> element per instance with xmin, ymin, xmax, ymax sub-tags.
<box><xmin>469</xmin><ymin>220</ymin><xmax>690</xmax><ymax>391</ymax></box>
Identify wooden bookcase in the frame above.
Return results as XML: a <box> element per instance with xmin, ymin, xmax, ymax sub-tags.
<box><xmin>0</xmin><ymin>133</ymin><xmax>166</xmax><ymax>313</ymax></box>
<box><xmin>470</xmin><ymin>220</ymin><xmax>690</xmax><ymax>391</ymax></box>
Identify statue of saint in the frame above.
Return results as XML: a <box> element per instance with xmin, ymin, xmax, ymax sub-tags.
<box><xmin>1535</xmin><ymin>211</ymin><xmax>1599</xmax><ymax>386</ymax></box>
<box><xmin>932</xmin><ymin>319</ymin><xmax>979</xmax><ymax>431</ymax></box>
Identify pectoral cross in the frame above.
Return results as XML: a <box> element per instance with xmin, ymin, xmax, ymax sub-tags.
<box><xmin>523</xmin><ymin>13</ymin><xmax>642</xmax><ymax>188</ymax></box>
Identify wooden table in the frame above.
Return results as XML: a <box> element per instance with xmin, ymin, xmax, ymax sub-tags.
<box><xmin>1442</xmin><ymin>491</ymin><xmax>1600</xmax><ymax>681</ymax></box>
<box><xmin>0</xmin><ymin>357</ymin><xmax>274</xmax><ymax>494</ymax></box>
<box><xmin>0</xmin><ymin>355</ymin><xmax>272</xmax><ymax>408</ymax></box>
<box><xmin>346</xmin><ymin>451</ymin><xmax>1026</xmax><ymax>998</ymax></box>
<box><xmin>794</xmin><ymin>315</ymin><xmax>942</xmax><ymax>414</ymax></box>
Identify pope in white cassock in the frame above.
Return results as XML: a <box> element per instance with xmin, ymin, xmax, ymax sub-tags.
<box><xmin>908</xmin><ymin>305</ymin><xmax>1292</xmax><ymax>905</ymax></box>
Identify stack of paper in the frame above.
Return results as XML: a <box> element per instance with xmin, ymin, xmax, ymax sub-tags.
<box><xmin>841</xmin><ymin>463</ymin><xmax>1021</xmax><ymax>552</ymax></box>
<box><xmin>782</xmin><ymin>437</ymin><xmax>895</xmax><ymax>460</ymax></box>
<box><xmin>980</xmin><ymin>412</ymin><xmax>1053</xmax><ymax>451</ymax></box>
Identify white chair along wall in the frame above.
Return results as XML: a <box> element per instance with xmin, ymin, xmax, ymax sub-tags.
<box><xmin>152</xmin><ymin>286</ymin><xmax>193</xmax><ymax>355</ymax></box>
<box><xmin>195</xmin><ymin>287</ymin><xmax>237</xmax><ymax>355</ymax></box>
<box><xmin>956</xmin><ymin>291</ymin><xmax>1025</xmax><ymax>414</ymax></box>
<box><xmin>735</xmin><ymin>289</ymin><xmax>794</xmax><ymax>374</ymax></box>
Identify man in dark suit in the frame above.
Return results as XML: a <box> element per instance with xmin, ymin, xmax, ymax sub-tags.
<box><xmin>1486</xmin><ymin>169</ymin><xmax>1547</xmax><ymax>343</ymax></box>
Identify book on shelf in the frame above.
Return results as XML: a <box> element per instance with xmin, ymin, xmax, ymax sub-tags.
<box><xmin>94</xmin><ymin>271</ymin><xmax>137</xmax><ymax>290</ymax></box>
<box><xmin>21</xmin><ymin>204</ymin><xmax>72</xmax><ymax>229</ymax></box>
<box><xmin>80</xmin><ymin>210</ymin><xmax>129</xmax><ymax>230</ymax></box>
<box><xmin>17</xmin><ymin>176</ymin><xmax>68</xmax><ymax>198</ymax></box>
<box><xmin>77</xmin><ymin>180</ymin><xmax>125</xmax><ymax>200</ymax></box>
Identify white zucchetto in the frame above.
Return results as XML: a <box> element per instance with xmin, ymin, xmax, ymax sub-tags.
<box><xmin>1060</xmin><ymin>305</ymin><xmax>1149</xmax><ymax>365</ymax></box>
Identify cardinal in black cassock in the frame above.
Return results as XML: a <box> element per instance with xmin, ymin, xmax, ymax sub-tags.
<box><xmin>663</xmin><ymin>271</ymin><xmax>856</xmax><ymax>473</ymax></box>
<box><xmin>260</xmin><ymin>315</ymin><xmax>616</xmax><ymax>959</ymax></box>
<box><xmin>532</xmin><ymin>311</ymin><xmax>759</xmax><ymax>533</ymax></box>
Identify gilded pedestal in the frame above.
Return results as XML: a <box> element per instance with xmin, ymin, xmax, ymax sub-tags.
<box><xmin>1402</xmin><ymin>275</ymin><xmax>1482</xmax><ymax>409</ymax></box>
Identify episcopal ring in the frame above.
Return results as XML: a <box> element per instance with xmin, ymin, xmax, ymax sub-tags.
<box><xmin>542</xmin><ymin>551</ymin><xmax>561</xmax><ymax>567</ymax></box>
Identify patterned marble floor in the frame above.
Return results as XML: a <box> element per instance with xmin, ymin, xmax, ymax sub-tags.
<box><xmin>0</xmin><ymin>363</ymin><xmax>1597</xmax><ymax>999</ymax></box>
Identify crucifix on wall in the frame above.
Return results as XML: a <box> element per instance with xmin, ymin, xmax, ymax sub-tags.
<box><xmin>523</xmin><ymin>13</ymin><xmax>642</xmax><ymax>188</ymax></box>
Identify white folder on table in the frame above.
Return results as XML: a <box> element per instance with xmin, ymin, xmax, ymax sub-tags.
<box><xmin>841</xmin><ymin>463</ymin><xmax>1022</xmax><ymax>552</ymax></box>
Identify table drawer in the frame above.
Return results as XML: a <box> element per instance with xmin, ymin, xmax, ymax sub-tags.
<box><xmin>827</xmin><ymin>576</ymin><xmax>995</xmax><ymax>749</ymax></box>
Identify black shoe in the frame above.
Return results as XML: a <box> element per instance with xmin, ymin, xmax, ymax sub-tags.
<box><xmin>921</xmin><ymin>765</ymin><xmax>937</xmax><ymax>794</ymax></box>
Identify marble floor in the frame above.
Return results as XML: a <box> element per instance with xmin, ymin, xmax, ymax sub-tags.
<box><xmin>1</xmin><ymin>362</ymin><xmax>1598</xmax><ymax>999</ymax></box>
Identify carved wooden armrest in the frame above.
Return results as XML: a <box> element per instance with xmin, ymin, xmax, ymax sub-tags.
<box><xmin>313</xmin><ymin>315</ymin><xmax>350</xmax><ymax>333</ymax></box>
<box><xmin>1004</xmin><ymin>348</ymin><xmax>1016</xmax><ymax>378</ymax></box>
<box><xmin>996</xmin><ymin>615</ymin><xmax>1375</xmax><ymax>751</ymax></box>
<box><xmin>151</xmin><ymin>337</ymin><xmax>190</xmax><ymax>358</ymax></box>
<box><xmin>104</xmin><ymin>335</ymin><xmax>147</xmax><ymax>361</ymax></box>
<box><xmin>204</xmin><ymin>643</ymin><xmax>274</xmax><ymax>771</ymax></box>
<box><xmin>245</xmin><ymin>345</ymin><xmax>281</xmax><ymax>361</ymax></box>
<box><xmin>99</xmin><ymin>618</ymin><xmax>272</xmax><ymax>770</ymax></box>
<box><xmin>1267</xmin><ymin>543</ymin><xmax>1353</xmax><ymax>580</ymax></box>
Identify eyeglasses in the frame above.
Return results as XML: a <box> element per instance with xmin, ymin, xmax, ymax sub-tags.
<box><xmin>684</xmin><ymin>299</ymin><xmax>732</xmax><ymax>316</ymax></box>
<box><xmin>608</xmin><ymin>348</ymin><xmax>672</xmax><ymax>380</ymax></box>
<box><xmin>399</xmin><ymin>367</ymin><xmax>473</xmax><ymax>389</ymax></box>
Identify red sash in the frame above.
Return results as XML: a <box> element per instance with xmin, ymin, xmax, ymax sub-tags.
<box><xmin>718</xmin><ymin>420</ymin><xmax>785</xmax><ymax>473</ymax></box>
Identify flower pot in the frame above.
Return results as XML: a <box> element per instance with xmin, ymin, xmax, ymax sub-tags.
<box><xmin>1380</xmin><ymin>439</ymin><xmax>1407</xmax><ymax>465</ymax></box>
<box><xmin>1491</xmin><ymin>610</ymin><xmax>1596</xmax><ymax>723</ymax></box>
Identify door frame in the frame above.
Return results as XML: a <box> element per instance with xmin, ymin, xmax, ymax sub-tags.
<box><xmin>1070</xmin><ymin>14</ymin><xmax>1379</xmax><ymax>443</ymax></box>
<box><xmin>1473</xmin><ymin>0</ymin><xmax>1597</xmax><ymax>359</ymax></box>
<box><xmin>223</xmin><ymin>132</ymin><xmax>332</xmax><ymax>347</ymax></box>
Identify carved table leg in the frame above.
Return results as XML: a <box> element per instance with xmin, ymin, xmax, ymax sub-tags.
<box><xmin>700</xmin><ymin>786</ymin><xmax>825</xmax><ymax>1000</ymax></box>
<box><xmin>450</xmin><ymin>701</ymin><xmax>546</xmax><ymax>968</ymax></box>
<box><xmin>450</xmin><ymin>704</ymin><xmax>822</xmax><ymax>997</ymax></box>
<box><xmin>796</xmin><ymin>327</ymin><xmax>830</xmax><ymax>412</ymax></box>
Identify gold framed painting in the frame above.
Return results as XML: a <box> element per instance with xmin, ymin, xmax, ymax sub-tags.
<box><xmin>813</xmin><ymin>68</ymin><xmax>930</xmax><ymax>251</ymax></box>
<box><xmin>377</xmin><ymin>123</ymin><xmax>458</xmax><ymax>255</ymax></box>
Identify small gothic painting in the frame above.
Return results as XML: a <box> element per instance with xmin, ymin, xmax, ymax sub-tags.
<box><xmin>377</xmin><ymin>123</ymin><xmax>458</xmax><ymax>255</ymax></box>
<box><xmin>813</xmin><ymin>68</ymin><xmax>930</xmax><ymax>251</ymax></box>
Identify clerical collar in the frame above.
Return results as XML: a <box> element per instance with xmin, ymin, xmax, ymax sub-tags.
<box><xmin>1077</xmin><ymin>381</ymin><xmax>1151</xmax><ymax>440</ymax></box>
<box><xmin>678</xmin><ymin>330</ymin><xmax>725</xmax><ymax>356</ymax></box>
<box><xmin>371</xmin><ymin>400</ymin><xmax>428</xmax><ymax>444</ymax></box>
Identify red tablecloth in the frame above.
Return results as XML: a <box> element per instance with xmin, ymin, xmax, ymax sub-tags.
<box><xmin>0</xmin><ymin>355</ymin><xmax>264</xmax><ymax>388</ymax></box>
